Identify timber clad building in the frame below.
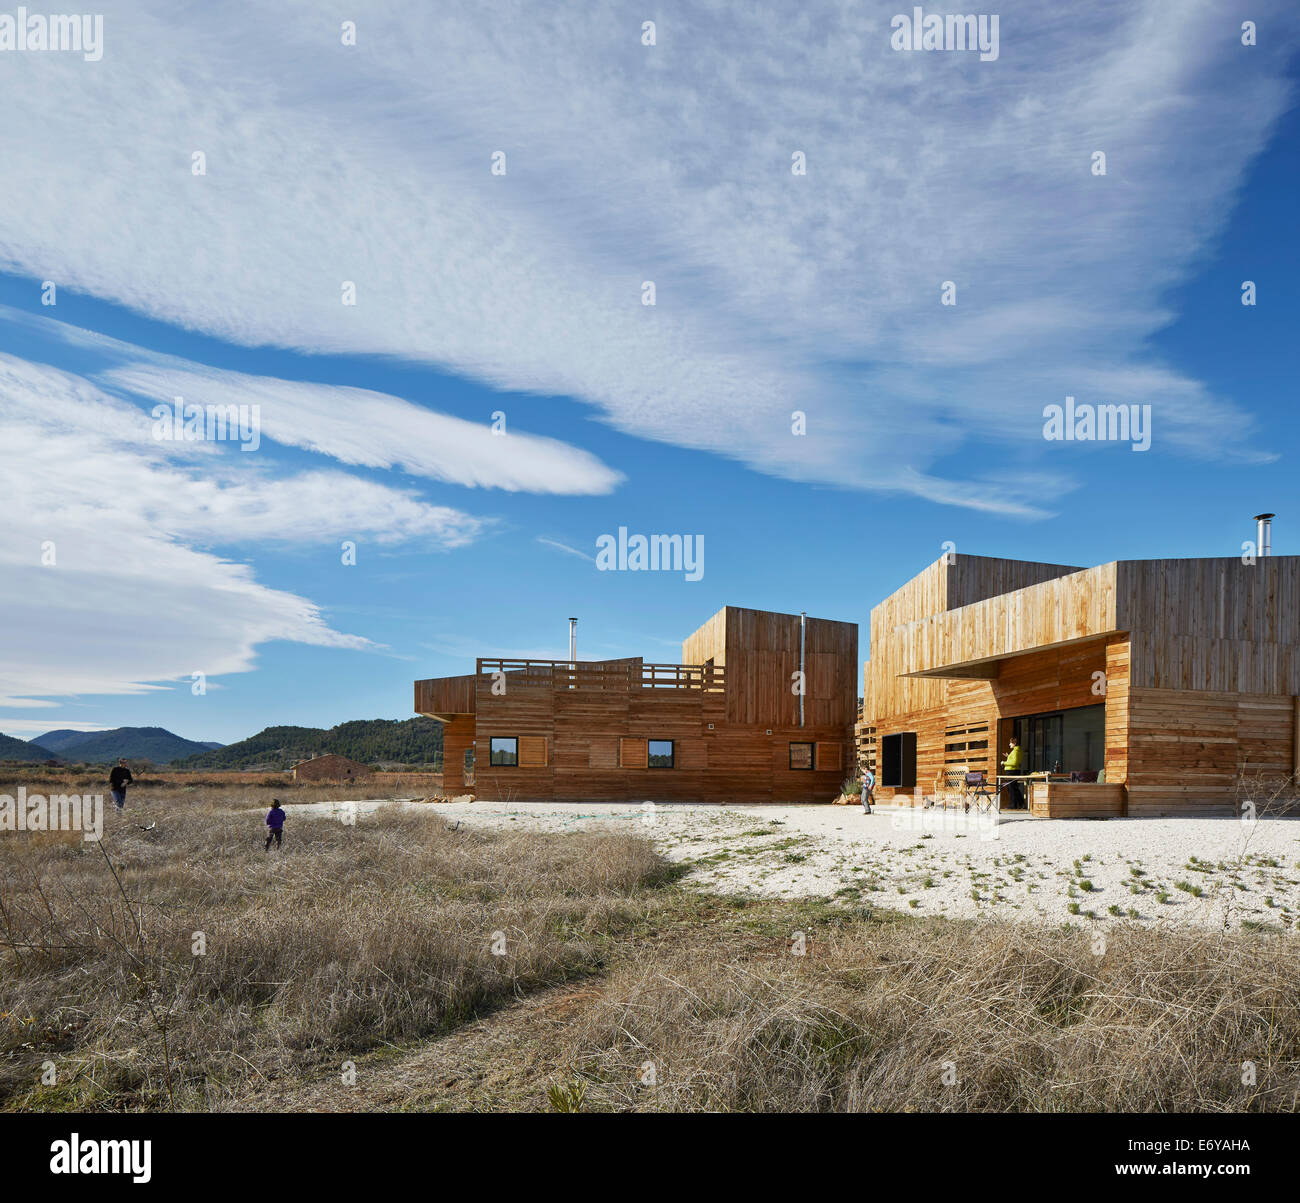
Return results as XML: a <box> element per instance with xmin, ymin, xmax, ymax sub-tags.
<box><xmin>414</xmin><ymin>553</ymin><xmax>1298</xmax><ymax>816</ymax></box>
<box><xmin>415</xmin><ymin>606</ymin><xmax>857</xmax><ymax>802</ymax></box>
<box><xmin>860</xmin><ymin>554</ymin><xmax>1300</xmax><ymax>817</ymax></box>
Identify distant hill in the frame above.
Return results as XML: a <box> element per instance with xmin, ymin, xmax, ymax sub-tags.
<box><xmin>0</xmin><ymin>732</ymin><xmax>58</xmax><ymax>761</ymax></box>
<box><xmin>172</xmin><ymin>718</ymin><xmax>444</xmax><ymax>770</ymax></box>
<box><xmin>32</xmin><ymin>726</ymin><xmax>222</xmax><ymax>765</ymax></box>
<box><xmin>31</xmin><ymin>729</ymin><xmax>101</xmax><ymax>754</ymax></box>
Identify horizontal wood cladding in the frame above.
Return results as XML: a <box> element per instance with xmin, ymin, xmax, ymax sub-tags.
<box><xmin>860</xmin><ymin>556</ymin><xmax>1300</xmax><ymax>816</ymax></box>
<box><xmin>866</xmin><ymin>638</ymin><xmax>1126</xmax><ymax>803</ymax></box>
<box><xmin>1104</xmin><ymin>639</ymin><xmax>1131</xmax><ymax>787</ymax></box>
<box><xmin>470</xmin><ymin>659</ymin><xmax>851</xmax><ymax>802</ymax></box>
<box><xmin>816</xmin><ymin>741</ymin><xmax>843</xmax><ymax>773</ymax></box>
<box><xmin>1029</xmin><ymin>782</ymin><xmax>1126</xmax><ymax>818</ymax></box>
<box><xmin>991</xmin><ymin>638</ymin><xmax>1110</xmax><ymax>716</ymax></box>
<box><xmin>1124</xmin><ymin>687</ymin><xmax>1295</xmax><ymax>815</ymax></box>
<box><xmin>439</xmin><ymin>714</ymin><xmax>476</xmax><ymax>792</ymax></box>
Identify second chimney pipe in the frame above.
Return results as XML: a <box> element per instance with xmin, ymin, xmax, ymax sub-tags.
<box><xmin>1255</xmin><ymin>513</ymin><xmax>1274</xmax><ymax>558</ymax></box>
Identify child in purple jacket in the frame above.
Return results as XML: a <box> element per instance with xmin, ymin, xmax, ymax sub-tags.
<box><xmin>265</xmin><ymin>799</ymin><xmax>285</xmax><ymax>851</ymax></box>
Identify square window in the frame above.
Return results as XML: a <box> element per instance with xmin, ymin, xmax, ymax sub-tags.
<box><xmin>648</xmin><ymin>739</ymin><xmax>674</xmax><ymax>768</ymax></box>
<box><xmin>489</xmin><ymin>736</ymin><xmax>518</xmax><ymax>767</ymax></box>
<box><xmin>789</xmin><ymin>741</ymin><xmax>814</xmax><ymax>770</ymax></box>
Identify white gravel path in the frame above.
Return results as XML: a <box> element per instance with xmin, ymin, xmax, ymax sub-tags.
<box><xmin>279</xmin><ymin>797</ymin><xmax>1300</xmax><ymax>934</ymax></box>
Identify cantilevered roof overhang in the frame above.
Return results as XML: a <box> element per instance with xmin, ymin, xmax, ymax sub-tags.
<box><xmin>899</xmin><ymin>630</ymin><xmax>1125</xmax><ymax>680</ymax></box>
<box><xmin>884</xmin><ymin>562</ymin><xmax>1122</xmax><ymax>681</ymax></box>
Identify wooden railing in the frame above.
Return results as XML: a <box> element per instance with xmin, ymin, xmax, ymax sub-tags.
<box><xmin>475</xmin><ymin>658</ymin><xmax>725</xmax><ymax>693</ymax></box>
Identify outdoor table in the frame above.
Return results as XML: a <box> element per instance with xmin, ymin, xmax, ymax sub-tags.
<box><xmin>996</xmin><ymin>772</ymin><xmax>1050</xmax><ymax>810</ymax></box>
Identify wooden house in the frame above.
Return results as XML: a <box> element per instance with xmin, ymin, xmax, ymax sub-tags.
<box><xmin>414</xmin><ymin>606</ymin><xmax>858</xmax><ymax>802</ymax></box>
<box><xmin>859</xmin><ymin>554</ymin><xmax>1300</xmax><ymax>817</ymax></box>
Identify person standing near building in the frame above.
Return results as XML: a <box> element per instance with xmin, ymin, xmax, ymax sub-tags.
<box><xmin>109</xmin><ymin>758</ymin><xmax>133</xmax><ymax>811</ymax></box>
<box><xmin>861</xmin><ymin>764</ymin><xmax>876</xmax><ymax>815</ymax></box>
<box><xmin>1001</xmin><ymin>737</ymin><xmax>1026</xmax><ymax>808</ymax></box>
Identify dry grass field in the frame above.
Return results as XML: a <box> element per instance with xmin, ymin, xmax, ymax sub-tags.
<box><xmin>2</xmin><ymin>780</ymin><xmax>1299</xmax><ymax>1112</ymax></box>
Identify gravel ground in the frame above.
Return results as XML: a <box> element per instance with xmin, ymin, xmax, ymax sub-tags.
<box><xmin>278</xmin><ymin>797</ymin><xmax>1300</xmax><ymax>933</ymax></box>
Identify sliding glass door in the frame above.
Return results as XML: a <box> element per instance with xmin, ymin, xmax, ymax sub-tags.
<box><xmin>1012</xmin><ymin>704</ymin><xmax>1103</xmax><ymax>776</ymax></box>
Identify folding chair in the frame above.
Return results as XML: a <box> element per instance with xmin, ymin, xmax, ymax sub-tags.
<box><xmin>965</xmin><ymin>770</ymin><xmax>997</xmax><ymax>813</ymax></box>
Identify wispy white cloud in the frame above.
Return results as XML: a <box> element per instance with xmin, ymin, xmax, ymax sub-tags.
<box><xmin>0</xmin><ymin>353</ymin><xmax>490</xmax><ymax>703</ymax></box>
<box><xmin>99</xmin><ymin>361</ymin><xmax>623</xmax><ymax>495</ymax></box>
<box><xmin>535</xmin><ymin>536</ymin><xmax>596</xmax><ymax>562</ymax></box>
<box><xmin>0</xmin><ymin>1</ymin><xmax>1291</xmax><ymax>515</ymax></box>
<box><xmin>0</xmin><ymin>720</ymin><xmax>108</xmax><ymax>737</ymax></box>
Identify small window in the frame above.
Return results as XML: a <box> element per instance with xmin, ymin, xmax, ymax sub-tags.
<box><xmin>789</xmin><ymin>741</ymin><xmax>814</xmax><ymax>771</ymax></box>
<box><xmin>648</xmin><ymin>739</ymin><xmax>674</xmax><ymax>768</ymax></box>
<box><xmin>489</xmin><ymin>736</ymin><xmax>518</xmax><ymax>767</ymax></box>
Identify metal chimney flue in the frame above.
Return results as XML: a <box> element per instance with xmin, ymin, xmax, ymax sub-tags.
<box><xmin>568</xmin><ymin>617</ymin><xmax>577</xmax><ymax>663</ymax></box>
<box><xmin>1254</xmin><ymin>513</ymin><xmax>1274</xmax><ymax>558</ymax></box>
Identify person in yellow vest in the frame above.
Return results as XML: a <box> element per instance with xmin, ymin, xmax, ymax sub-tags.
<box><xmin>1001</xmin><ymin>737</ymin><xmax>1026</xmax><ymax>808</ymax></box>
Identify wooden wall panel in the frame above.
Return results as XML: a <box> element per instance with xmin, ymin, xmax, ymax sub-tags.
<box><xmin>867</xmin><ymin>636</ymin><xmax>1126</xmax><ymax>805</ymax></box>
<box><xmin>860</xmin><ymin>555</ymin><xmax>1299</xmax><ymax>817</ymax></box>
<box><xmin>431</xmin><ymin>606</ymin><xmax>858</xmax><ymax>804</ymax></box>
<box><xmin>414</xmin><ymin>673</ymin><xmax>477</xmax><ymax>717</ymax></box>
<box><xmin>620</xmin><ymin>737</ymin><xmax>648</xmax><ymax>769</ymax></box>
<box><xmin>587</xmin><ymin>737</ymin><xmax>618</xmax><ymax>769</ymax></box>
<box><xmin>519</xmin><ymin>736</ymin><xmax>548</xmax><ymax>767</ymax></box>
<box><xmin>1118</xmin><ymin>558</ymin><xmax>1300</xmax><ymax>694</ymax></box>
<box><xmin>439</xmin><ymin>715</ymin><xmax>475</xmax><ymax>792</ymax></box>
<box><xmin>682</xmin><ymin>607</ymin><xmax>857</xmax><ymax>733</ymax></box>
<box><xmin>1029</xmin><ymin>782</ymin><xmax>1126</xmax><ymax>818</ymax></box>
<box><xmin>676</xmin><ymin>738</ymin><xmax>707</xmax><ymax>769</ymax></box>
<box><xmin>1125</xmin><ymin>688</ymin><xmax>1296</xmax><ymax>815</ymax></box>
<box><xmin>1103</xmin><ymin>639</ymin><xmax>1130</xmax><ymax>792</ymax></box>
<box><xmin>816</xmin><ymin>741</ymin><xmax>843</xmax><ymax>773</ymax></box>
<box><xmin>866</xmin><ymin>557</ymin><xmax>1086</xmax><ymax>726</ymax></box>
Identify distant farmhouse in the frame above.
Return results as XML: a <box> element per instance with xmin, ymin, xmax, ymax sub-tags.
<box><xmin>291</xmin><ymin>754</ymin><xmax>373</xmax><ymax>783</ymax></box>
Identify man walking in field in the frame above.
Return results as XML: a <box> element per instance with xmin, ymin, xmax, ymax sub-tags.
<box><xmin>109</xmin><ymin>758</ymin><xmax>133</xmax><ymax>810</ymax></box>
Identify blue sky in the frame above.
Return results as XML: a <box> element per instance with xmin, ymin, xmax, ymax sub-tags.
<box><xmin>0</xmin><ymin>1</ymin><xmax>1297</xmax><ymax>745</ymax></box>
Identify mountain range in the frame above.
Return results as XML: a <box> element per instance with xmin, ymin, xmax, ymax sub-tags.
<box><xmin>0</xmin><ymin>732</ymin><xmax>54</xmax><ymax>761</ymax></box>
<box><xmin>2</xmin><ymin>717</ymin><xmax>444</xmax><ymax>769</ymax></box>
<box><xmin>171</xmin><ymin>718</ymin><xmax>444</xmax><ymax>770</ymax></box>
<box><xmin>26</xmin><ymin>727</ymin><xmax>223</xmax><ymax>764</ymax></box>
